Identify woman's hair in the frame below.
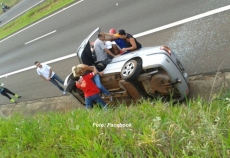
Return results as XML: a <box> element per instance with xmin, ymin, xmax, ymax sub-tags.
<box><xmin>72</xmin><ymin>65</ymin><xmax>85</xmax><ymax>77</ymax></box>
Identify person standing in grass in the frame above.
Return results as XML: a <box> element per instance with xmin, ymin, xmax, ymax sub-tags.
<box><xmin>0</xmin><ymin>83</ymin><xmax>21</xmax><ymax>103</ymax></box>
<box><xmin>72</xmin><ymin>65</ymin><xmax>107</xmax><ymax>109</ymax></box>
<box><xmin>35</xmin><ymin>61</ymin><xmax>66</xmax><ymax>95</ymax></box>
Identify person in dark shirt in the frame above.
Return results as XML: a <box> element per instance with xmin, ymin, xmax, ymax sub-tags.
<box><xmin>118</xmin><ymin>29</ymin><xmax>142</xmax><ymax>53</ymax></box>
<box><xmin>104</xmin><ymin>28</ymin><xmax>127</xmax><ymax>52</ymax></box>
<box><xmin>0</xmin><ymin>83</ymin><xmax>21</xmax><ymax>103</ymax></box>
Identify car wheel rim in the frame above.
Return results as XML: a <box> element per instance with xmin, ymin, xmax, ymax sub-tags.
<box><xmin>122</xmin><ymin>62</ymin><xmax>135</xmax><ymax>77</ymax></box>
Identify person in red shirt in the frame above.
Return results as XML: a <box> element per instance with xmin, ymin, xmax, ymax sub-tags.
<box><xmin>73</xmin><ymin>65</ymin><xmax>106</xmax><ymax>109</ymax></box>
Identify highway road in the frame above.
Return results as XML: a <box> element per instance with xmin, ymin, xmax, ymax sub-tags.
<box><xmin>0</xmin><ymin>0</ymin><xmax>43</xmax><ymax>27</ymax></box>
<box><xmin>0</xmin><ymin>0</ymin><xmax>230</xmax><ymax>105</ymax></box>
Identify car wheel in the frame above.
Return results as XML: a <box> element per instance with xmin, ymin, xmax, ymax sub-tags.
<box><xmin>121</xmin><ymin>59</ymin><xmax>142</xmax><ymax>81</ymax></box>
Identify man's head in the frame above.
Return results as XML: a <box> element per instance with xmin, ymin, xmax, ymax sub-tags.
<box><xmin>72</xmin><ymin>65</ymin><xmax>84</xmax><ymax>77</ymax></box>
<box><xmin>109</xmin><ymin>28</ymin><xmax>116</xmax><ymax>34</ymax></box>
<box><xmin>98</xmin><ymin>33</ymin><xmax>105</xmax><ymax>40</ymax></box>
<box><xmin>35</xmin><ymin>61</ymin><xmax>42</xmax><ymax>68</ymax></box>
<box><xmin>118</xmin><ymin>29</ymin><xmax>126</xmax><ymax>39</ymax></box>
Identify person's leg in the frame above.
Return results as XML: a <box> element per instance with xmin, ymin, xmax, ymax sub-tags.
<box><xmin>1</xmin><ymin>89</ymin><xmax>15</xmax><ymax>102</ymax></box>
<box><xmin>52</xmin><ymin>74</ymin><xmax>64</xmax><ymax>85</ymax></box>
<box><xmin>4</xmin><ymin>88</ymin><xmax>21</xmax><ymax>99</ymax></box>
<box><xmin>3</xmin><ymin>88</ymin><xmax>15</xmax><ymax>96</ymax></box>
<box><xmin>1</xmin><ymin>90</ymin><xmax>12</xmax><ymax>99</ymax></box>
<box><xmin>85</xmin><ymin>96</ymin><xmax>94</xmax><ymax>109</ymax></box>
<box><xmin>102</xmin><ymin>57</ymin><xmax>111</xmax><ymax>66</ymax></box>
<box><xmin>94</xmin><ymin>94</ymin><xmax>107</xmax><ymax>109</ymax></box>
<box><xmin>93</xmin><ymin>74</ymin><xmax>110</xmax><ymax>96</ymax></box>
<box><xmin>50</xmin><ymin>78</ymin><xmax>64</xmax><ymax>91</ymax></box>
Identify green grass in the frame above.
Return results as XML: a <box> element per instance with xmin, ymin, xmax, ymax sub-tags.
<box><xmin>0</xmin><ymin>0</ymin><xmax>76</xmax><ymax>40</ymax></box>
<box><xmin>1</xmin><ymin>97</ymin><xmax>230</xmax><ymax>157</ymax></box>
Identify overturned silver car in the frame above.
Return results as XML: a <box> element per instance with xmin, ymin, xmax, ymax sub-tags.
<box><xmin>64</xmin><ymin>27</ymin><xmax>189</xmax><ymax>105</ymax></box>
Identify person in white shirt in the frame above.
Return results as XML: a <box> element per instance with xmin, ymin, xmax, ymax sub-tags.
<box><xmin>94</xmin><ymin>33</ymin><xmax>120</xmax><ymax>66</ymax></box>
<box><xmin>35</xmin><ymin>61</ymin><xmax>66</xmax><ymax>95</ymax></box>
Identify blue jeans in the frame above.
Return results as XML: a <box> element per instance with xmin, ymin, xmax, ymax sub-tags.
<box><xmin>50</xmin><ymin>74</ymin><xmax>64</xmax><ymax>91</ymax></box>
<box><xmin>93</xmin><ymin>74</ymin><xmax>110</xmax><ymax>96</ymax></box>
<box><xmin>85</xmin><ymin>94</ymin><xmax>106</xmax><ymax>109</ymax></box>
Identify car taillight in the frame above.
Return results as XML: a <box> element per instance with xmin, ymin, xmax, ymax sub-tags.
<box><xmin>160</xmin><ymin>46</ymin><xmax>171</xmax><ymax>56</ymax></box>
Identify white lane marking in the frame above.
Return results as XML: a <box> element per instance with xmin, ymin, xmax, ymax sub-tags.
<box><xmin>0</xmin><ymin>0</ymin><xmax>44</xmax><ymax>28</ymax></box>
<box><xmin>134</xmin><ymin>4</ymin><xmax>230</xmax><ymax>38</ymax></box>
<box><xmin>25</xmin><ymin>30</ymin><xmax>56</xmax><ymax>45</ymax></box>
<box><xmin>0</xmin><ymin>4</ymin><xmax>230</xmax><ymax>78</ymax></box>
<box><xmin>0</xmin><ymin>0</ymin><xmax>84</xmax><ymax>43</ymax></box>
<box><xmin>0</xmin><ymin>53</ymin><xmax>76</xmax><ymax>78</ymax></box>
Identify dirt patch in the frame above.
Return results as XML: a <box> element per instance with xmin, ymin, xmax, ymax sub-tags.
<box><xmin>0</xmin><ymin>94</ymin><xmax>84</xmax><ymax>118</ymax></box>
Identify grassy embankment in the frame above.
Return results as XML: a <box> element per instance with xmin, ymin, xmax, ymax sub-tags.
<box><xmin>0</xmin><ymin>96</ymin><xmax>230</xmax><ymax>157</ymax></box>
<box><xmin>0</xmin><ymin>0</ymin><xmax>75</xmax><ymax>40</ymax></box>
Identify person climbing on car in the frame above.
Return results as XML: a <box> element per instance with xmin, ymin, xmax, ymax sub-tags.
<box><xmin>72</xmin><ymin>64</ymin><xmax>112</xmax><ymax>101</ymax></box>
<box><xmin>104</xmin><ymin>28</ymin><xmax>127</xmax><ymax>53</ymax></box>
<box><xmin>94</xmin><ymin>33</ymin><xmax>120</xmax><ymax>66</ymax></box>
<box><xmin>0</xmin><ymin>83</ymin><xmax>21</xmax><ymax>103</ymax></box>
<box><xmin>118</xmin><ymin>29</ymin><xmax>142</xmax><ymax>53</ymax></box>
<box><xmin>105</xmin><ymin>41</ymin><xmax>120</xmax><ymax>57</ymax></box>
<box><xmin>72</xmin><ymin>65</ymin><xmax>108</xmax><ymax>109</ymax></box>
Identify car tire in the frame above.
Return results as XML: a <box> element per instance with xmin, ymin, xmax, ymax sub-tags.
<box><xmin>121</xmin><ymin>59</ymin><xmax>142</xmax><ymax>81</ymax></box>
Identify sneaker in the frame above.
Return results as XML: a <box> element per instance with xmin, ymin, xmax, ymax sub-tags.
<box><xmin>14</xmin><ymin>94</ymin><xmax>21</xmax><ymax>98</ymax></box>
<box><xmin>62</xmin><ymin>91</ymin><xmax>66</xmax><ymax>95</ymax></box>
<box><xmin>10</xmin><ymin>98</ymin><xmax>15</xmax><ymax>103</ymax></box>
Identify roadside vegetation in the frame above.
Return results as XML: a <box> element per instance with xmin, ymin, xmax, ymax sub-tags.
<box><xmin>0</xmin><ymin>96</ymin><xmax>230</xmax><ymax>157</ymax></box>
<box><xmin>0</xmin><ymin>0</ymin><xmax>75</xmax><ymax>40</ymax></box>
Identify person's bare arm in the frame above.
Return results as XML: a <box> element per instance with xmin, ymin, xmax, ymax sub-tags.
<box><xmin>104</xmin><ymin>33</ymin><xmax>119</xmax><ymax>41</ymax></box>
<box><xmin>104</xmin><ymin>33</ymin><xmax>114</xmax><ymax>37</ymax></box>
<box><xmin>104</xmin><ymin>48</ymin><xmax>121</xmax><ymax>58</ymax></box>
<box><xmin>80</xmin><ymin>64</ymin><xmax>94</xmax><ymax>72</ymax></box>
<box><xmin>122</xmin><ymin>38</ymin><xmax>137</xmax><ymax>52</ymax></box>
<box><xmin>49</xmin><ymin>69</ymin><xmax>52</xmax><ymax>77</ymax></box>
<box><xmin>92</xmin><ymin>66</ymin><xmax>98</xmax><ymax>74</ymax></box>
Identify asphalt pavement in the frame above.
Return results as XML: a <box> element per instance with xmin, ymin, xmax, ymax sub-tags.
<box><xmin>0</xmin><ymin>0</ymin><xmax>230</xmax><ymax>105</ymax></box>
<box><xmin>0</xmin><ymin>0</ymin><xmax>43</xmax><ymax>27</ymax></box>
